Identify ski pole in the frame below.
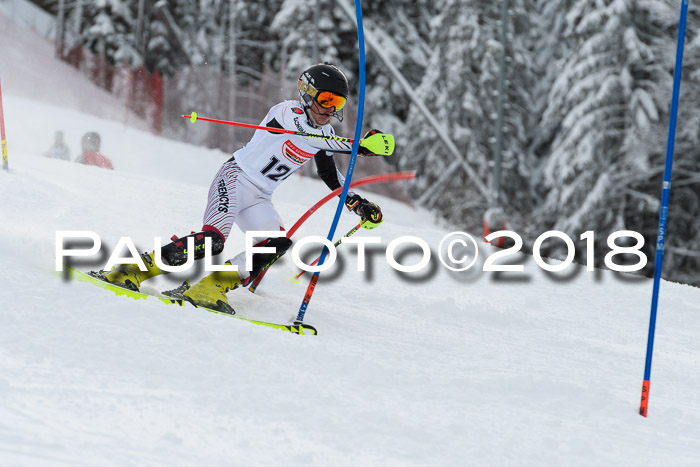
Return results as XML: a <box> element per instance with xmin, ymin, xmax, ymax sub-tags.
<box><xmin>292</xmin><ymin>220</ymin><xmax>366</xmax><ymax>283</ymax></box>
<box><xmin>183</xmin><ymin>112</ymin><xmax>394</xmax><ymax>156</ymax></box>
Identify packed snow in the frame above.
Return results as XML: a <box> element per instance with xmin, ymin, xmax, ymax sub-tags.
<box><xmin>1</xmin><ymin>11</ymin><xmax>699</xmax><ymax>467</ymax></box>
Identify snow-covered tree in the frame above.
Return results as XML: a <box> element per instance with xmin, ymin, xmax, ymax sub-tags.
<box><xmin>360</xmin><ymin>0</ymin><xmax>438</xmax><ymax>153</ymax></box>
<box><xmin>83</xmin><ymin>0</ymin><xmax>141</xmax><ymax>68</ymax></box>
<box><xmin>398</xmin><ymin>0</ymin><xmax>535</xmax><ymax>230</ymax></box>
<box><xmin>269</xmin><ymin>0</ymin><xmax>348</xmax><ymax>82</ymax></box>
<box><xmin>531</xmin><ymin>0</ymin><xmax>693</xmax><ymax>271</ymax></box>
<box><xmin>69</xmin><ymin>0</ymin><xmax>700</xmax><ymax>285</ymax></box>
<box><xmin>640</xmin><ymin>3</ymin><xmax>700</xmax><ymax>284</ymax></box>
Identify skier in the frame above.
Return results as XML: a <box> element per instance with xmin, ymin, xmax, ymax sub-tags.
<box><xmin>75</xmin><ymin>132</ymin><xmax>114</xmax><ymax>169</ymax></box>
<box><xmin>100</xmin><ymin>63</ymin><xmax>393</xmax><ymax>312</ymax></box>
<box><xmin>44</xmin><ymin>130</ymin><xmax>71</xmax><ymax>161</ymax></box>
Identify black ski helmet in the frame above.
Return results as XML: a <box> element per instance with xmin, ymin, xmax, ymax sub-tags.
<box><xmin>81</xmin><ymin>131</ymin><xmax>101</xmax><ymax>152</ymax></box>
<box><xmin>298</xmin><ymin>63</ymin><xmax>349</xmax><ymax>120</ymax></box>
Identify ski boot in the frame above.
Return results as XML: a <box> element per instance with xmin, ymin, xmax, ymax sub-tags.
<box><xmin>101</xmin><ymin>251</ymin><xmax>161</xmax><ymax>291</ymax></box>
<box><xmin>181</xmin><ymin>270</ymin><xmax>242</xmax><ymax>314</ymax></box>
<box><xmin>162</xmin><ymin>280</ymin><xmax>191</xmax><ymax>301</ymax></box>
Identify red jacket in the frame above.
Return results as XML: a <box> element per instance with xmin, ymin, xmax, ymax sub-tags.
<box><xmin>77</xmin><ymin>151</ymin><xmax>114</xmax><ymax>170</ymax></box>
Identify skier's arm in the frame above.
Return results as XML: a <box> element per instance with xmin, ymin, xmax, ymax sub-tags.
<box><xmin>268</xmin><ymin>103</ymin><xmax>394</xmax><ymax>155</ymax></box>
<box><xmin>314</xmin><ymin>151</ymin><xmax>346</xmax><ymax>191</ymax></box>
<box><xmin>314</xmin><ymin>147</ymin><xmax>384</xmax><ymax>229</ymax></box>
<box><xmin>104</xmin><ymin>155</ymin><xmax>114</xmax><ymax>170</ymax></box>
<box><xmin>266</xmin><ymin>113</ymin><xmax>353</xmax><ymax>153</ymax></box>
<box><xmin>266</xmin><ymin>102</ymin><xmax>357</xmax><ymax>153</ymax></box>
<box><xmin>301</xmin><ymin>128</ymin><xmax>395</xmax><ymax>156</ymax></box>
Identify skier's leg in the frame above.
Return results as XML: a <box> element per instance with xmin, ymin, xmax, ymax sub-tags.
<box><xmin>200</xmin><ymin>159</ymin><xmax>243</xmax><ymax>241</ymax></box>
<box><xmin>182</xmin><ymin>177</ymin><xmax>290</xmax><ymax>311</ymax></box>
<box><xmin>159</xmin><ymin>159</ymin><xmax>243</xmax><ymax>266</ymax></box>
<box><xmin>104</xmin><ymin>161</ymin><xmax>240</xmax><ymax>291</ymax></box>
<box><xmin>182</xmin><ymin>203</ymin><xmax>292</xmax><ymax>313</ymax></box>
<box><xmin>101</xmin><ymin>250</ymin><xmax>163</xmax><ymax>291</ymax></box>
<box><xmin>180</xmin><ymin>167</ymin><xmax>262</xmax><ymax>309</ymax></box>
<box><xmin>226</xmin><ymin>191</ymin><xmax>291</xmax><ymax>284</ymax></box>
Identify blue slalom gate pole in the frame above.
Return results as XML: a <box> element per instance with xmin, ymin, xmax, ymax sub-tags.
<box><xmin>639</xmin><ymin>0</ymin><xmax>689</xmax><ymax>418</ymax></box>
<box><xmin>295</xmin><ymin>0</ymin><xmax>366</xmax><ymax>324</ymax></box>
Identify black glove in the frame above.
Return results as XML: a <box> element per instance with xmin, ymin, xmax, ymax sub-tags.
<box><xmin>358</xmin><ymin>129</ymin><xmax>383</xmax><ymax>156</ymax></box>
<box><xmin>345</xmin><ymin>194</ymin><xmax>383</xmax><ymax>229</ymax></box>
<box><xmin>345</xmin><ymin>193</ymin><xmax>367</xmax><ymax>214</ymax></box>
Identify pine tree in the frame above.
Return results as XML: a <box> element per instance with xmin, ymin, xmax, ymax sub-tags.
<box><xmin>398</xmin><ymin>0</ymin><xmax>534</xmax><ymax>230</ymax></box>
<box><xmin>83</xmin><ymin>0</ymin><xmax>141</xmax><ymax>68</ymax></box>
<box><xmin>270</xmin><ymin>0</ymin><xmax>347</xmax><ymax>81</ymax></box>
<box><xmin>638</xmin><ymin>2</ymin><xmax>700</xmax><ymax>284</ymax></box>
<box><xmin>532</xmin><ymin>0</ymin><xmax>692</xmax><ymax>272</ymax></box>
<box><xmin>360</xmin><ymin>0</ymin><xmax>439</xmax><ymax>154</ymax></box>
<box><xmin>69</xmin><ymin>0</ymin><xmax>700</xmax><ymax>284</ymax></box>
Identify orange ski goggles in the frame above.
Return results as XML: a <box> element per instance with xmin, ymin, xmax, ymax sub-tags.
<box><xmin>315</xmin><ymin>91</ymin><xmax>347</xmax><ymax>111</ymax></box>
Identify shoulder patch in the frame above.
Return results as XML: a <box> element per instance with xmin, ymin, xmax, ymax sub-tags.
<box><xmin>292</xmin><ymin>108</ymin><xmax>304</xmax><ymax>114</ymax></box>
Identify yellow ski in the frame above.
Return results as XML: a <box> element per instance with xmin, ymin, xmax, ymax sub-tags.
<box><xmin>63</xmin><ymin>266</ymin><xmax>317</xmax><ymax>335</ymax></box>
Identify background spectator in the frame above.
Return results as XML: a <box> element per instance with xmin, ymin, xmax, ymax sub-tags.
<box><xmin>43</xmin><ymin>130</ymin><xmax>70</xmax><ymax>161</ymax></box>
<box><xmin>75</xmin><ymin>131</ymin><xmax>113</xmax><ymax>169</ymax></box>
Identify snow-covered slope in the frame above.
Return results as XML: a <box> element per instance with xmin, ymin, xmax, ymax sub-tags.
<box><xmin>0</xmin><ymin>8</ymin><xmax>149</xmax><ymax>132</ymax></box>
<box><xmin>1</xmin><ymin>13</ymin><xmax>700</xmax><ymax>467</ymax></box>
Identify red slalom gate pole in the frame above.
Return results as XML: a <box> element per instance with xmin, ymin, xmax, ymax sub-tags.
<box><xmin>287</xmin><ymin>171</ymin><xmax>416</xmax><ymax>237</ymax></box>
<box><xmin>247</xmin><ymin>171</ymin><xmax>416</xmax><ymax>293</ymax></box>
<box><xmin>0</xmin><ymin>77</ymin><xmax>8</xmax><ymax>171</ymax></box>
<box><xmin>293</xmin><ymin>221</ymin><xmax>364</xmax><ymax>282</ymax></box>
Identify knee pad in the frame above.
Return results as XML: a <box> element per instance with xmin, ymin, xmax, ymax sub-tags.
<box><xmin>161</xmin><ymin>230</ymin><xmax>225</xmax><ymax>266</ymax></box>
<box><xmin>250</xmin><ymin>237</ymin><xmax>292</xmax><ymax>278</ymax></box>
